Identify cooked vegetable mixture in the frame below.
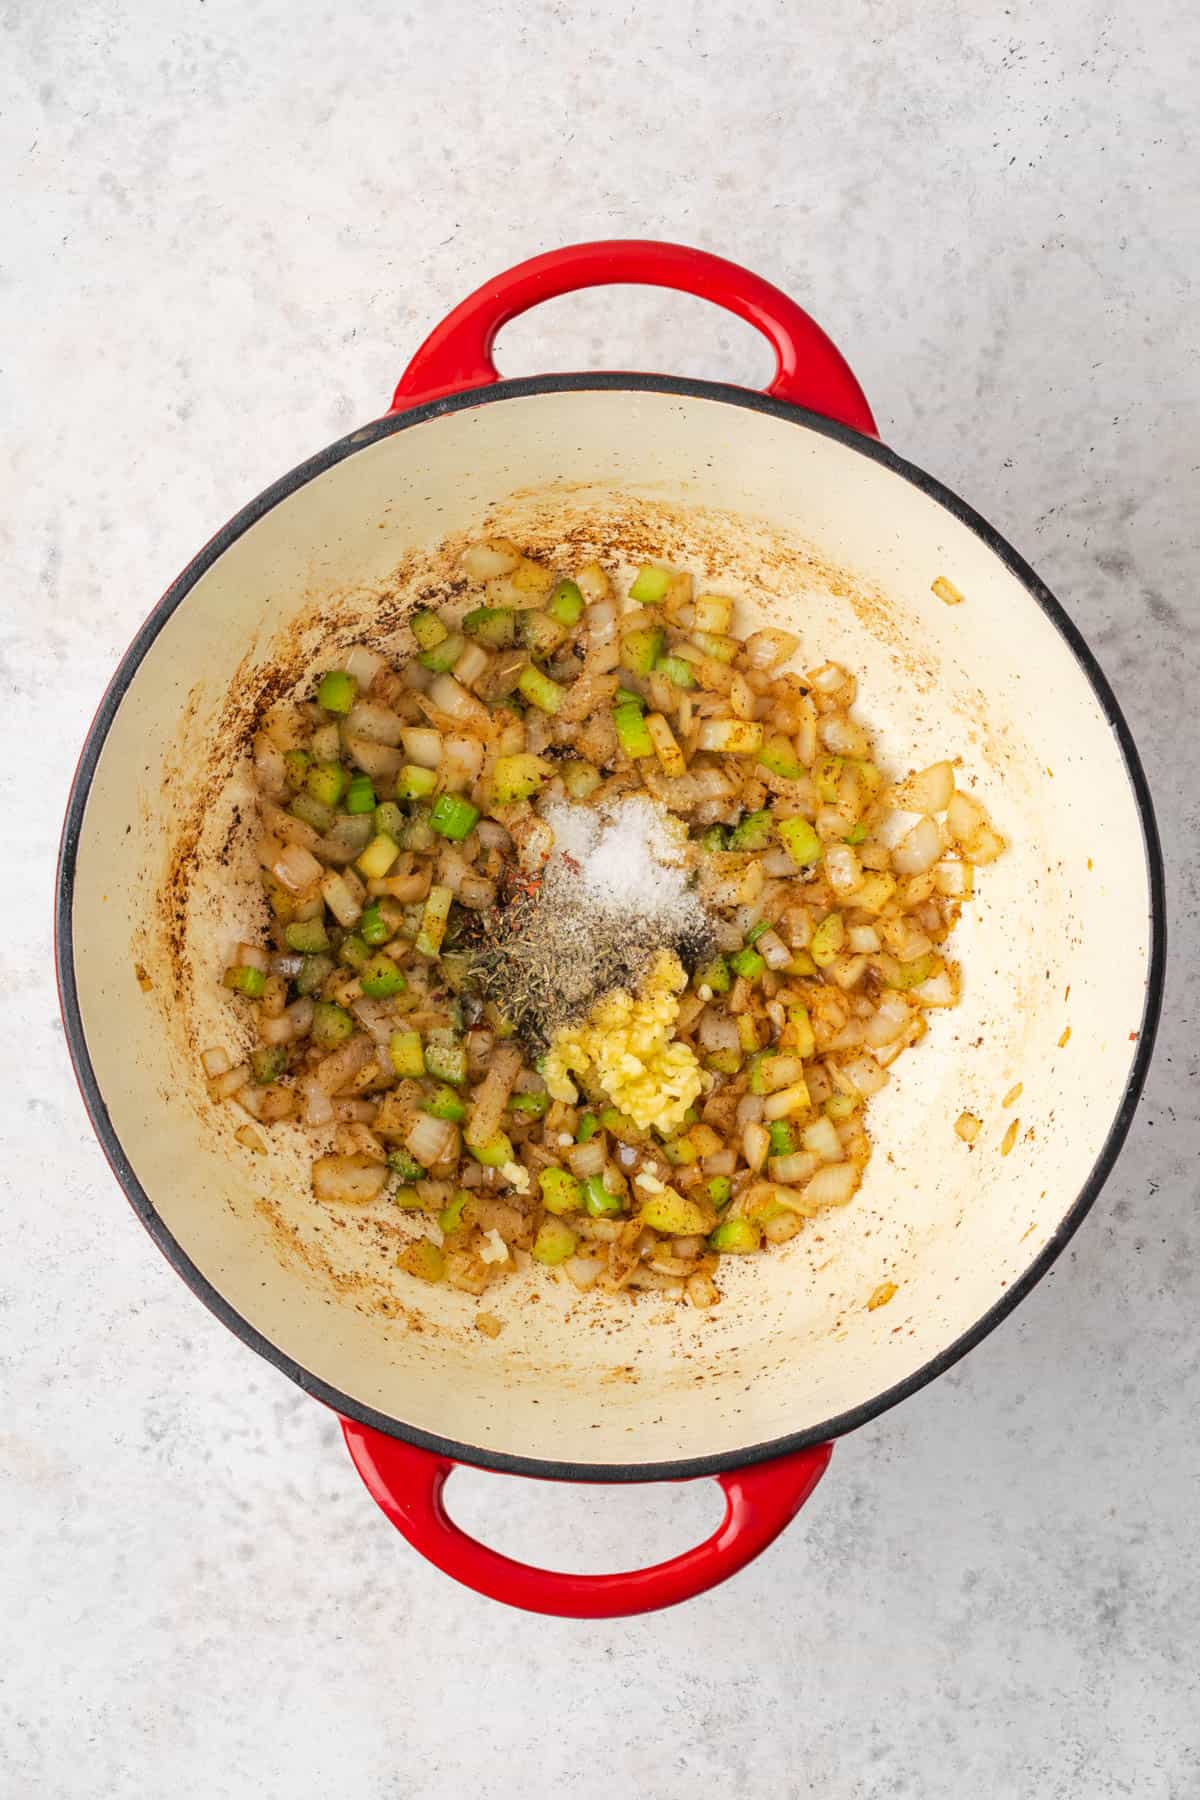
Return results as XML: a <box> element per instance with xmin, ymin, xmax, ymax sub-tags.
<box><xmin>204</xmin><ymin>540</ymin><xmax>1005</xmax><ymax>1308</ymax></box>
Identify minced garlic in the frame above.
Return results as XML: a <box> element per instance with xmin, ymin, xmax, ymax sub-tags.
<box><xmin>542</xmin><ymin>950</ymin><xmax>704</xmax><ymax>1134</ymax></box>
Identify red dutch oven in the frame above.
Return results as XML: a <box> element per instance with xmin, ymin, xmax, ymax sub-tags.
<box><xmin>56</xmin><ymin>241</ymin><xmax>1164</xmax><ymax>1617</ymax></box>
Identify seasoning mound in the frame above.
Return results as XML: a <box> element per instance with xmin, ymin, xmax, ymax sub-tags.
<box><xmin>466</xmin><ymin>792</ymin><xmax>710</xmax><ymax>1052</ymax></box>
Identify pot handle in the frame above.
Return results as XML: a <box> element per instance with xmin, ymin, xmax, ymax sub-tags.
<box><xmin>340</xmin><ymin>1418</ymin><xmax>832</xmax><ymax>1619</ymax></box>
<box><xmin>390</xmin><ymin>238</ymin><xmax>877</xmax><ymax>436</ymax></box>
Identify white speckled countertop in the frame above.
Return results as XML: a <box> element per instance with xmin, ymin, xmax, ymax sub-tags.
<box><xmin>4</xmin><ymin>2</ymin><xmax>1199</xmax><ymax>1794</ymax></box>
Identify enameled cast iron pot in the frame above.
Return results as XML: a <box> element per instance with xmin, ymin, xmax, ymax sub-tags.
<box><xmin>56</xmin><ymin>241</ymin><xmax>1165</xmax><ymax>1617</ymax></box>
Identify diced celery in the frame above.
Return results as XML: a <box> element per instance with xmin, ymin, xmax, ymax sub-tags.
<box><xmin>395</xmin><ymin>765</ymin><xmax>436</xmax><ymax>802</ymax></box>
<box><xmin>745</xmin><ymin>920</ymin><xmax>769</xmax><ymax>945</ymax></box>
<box><xmin>885</xmin><ymin>951</ymin><xmax>936</xmax><ymax>991</ymax></box>
<box><xmin>423</xmin><ymin>1034</ymin><xmax>467</xmax><ymax>1086</ymax></box>
<box><xmin>345</xmin><ymin>772</ymin><xmax>376</xmax><ymax>814</ymax></box>
<box><xmin>695</xmin><ymin>955</ymin><xmax>731</xmax><ymax>995</ymax></box>
<box><xmin>285</xmin><ymin>918</ymin><xmax>330</xmax><ymax>954</ymax></box>
<box><xmin>582</xmin><ymin>1175</ymin><xmax>623</xmax><ymax>1217</ymax></box>
<box><xmin>468</xmin><ymin>1131</ymin><xmax>514</xmax><ymax>1167</ymax></box>
<box><xmin>307</xmin><ymin>760</ymin><xmax>348</xmax><ymax>807</ymax></box>
<box><xmin>629</xmin><ymin>565</ymin><xmax>670</xmax><ymax>604</ymax></box>
<box><xmin>415</xmin><ymin>884</ymin><xmax>453</xmax><ymax>958</ymax></box>
<box><xmin>358</xmin><ymin>902</ymin><xmax>394</xmax><ymax>947</ymax></box>
<box><xmin>491</xmin><ymin>752</ymin><xmax>548</xmax><ymax>804</ymax></box>
<box><xmin>709</xmin><ymin>1218</ymin><xmax>762</xmax><ymax>1254</ymax></box>
<box><xmin>768</xmin><ymin>1120</ymin><xmax>795</xmax><ymax>1156</ymax></box>
<box><xmin>438</xmin><ymin>1190</ymin><xmax>469</xmax><ymax>1234</ymax></box>
<box><xmin>613</xmin><ymin>703</ymin><xmax>654</xmax><ymax>759</ymax></box>
<box><xmin>359</xmin><ymin>953</ymin><xmax>406</xmax><ymax>998</ymax></box>
<box><xmin>661</xmin><ymin>1135</ymin><xmax>698</xmax><ymax>1166</ymax></box>
<box><xmin>508</xmin><ymin>1090</ymin><xmax>549</xmax><ymax>1116</ymax></box>
<box><xmin>533</xmin><ymin>1217</ymin><xmax>577</xmax><ymax>1265</ymax></box>
<box><xmin>810</xmin><ymin>913</ymin><xmax>845</xmax><ymax>967</ymax></box>
<box><xmin>707</xmin><ymin>1175</ymin><xmax>733</xmax><ymax>1208</ymax></box>
<box><xmin>410</xmin><ymin>609</ymin><xmax>449</xmax><ymax>650</ymax></box>
<box><xmin>392</xmin><ymin>1186</ymin><xmax>424</xmax><ymax>1210</ymax></box>
<box><xmin>844</xmin><ymin>822</ymin><xmax>868</xmax><ymax>844</ymax></box>
<box><xmin>547</xmin><ymin>579</ymin><xmax>585</xmax><ymax>627</ymax></box>
<box><xmin>389</xmin><ymin>1031</ymin><xmax>425</xmax><ymax>1077</ymax></box>
<box><xmin>430</xmin><ymin>793</ymin><xmax>480</xmax><ymax>841</ymax></box>
<box><xmin>356</xmin><ymin>832</ymin><xmax>401</xmax><ymax>880</ymax></box>
<box><xmin>621</xmin><ymin>625</ymin><xmax>664</xmax><ymax>676</ymax></box>
<box><xmin>758</xmin><ymin>734</ymin><xmax>804</xmax><ymax>780</ymax></box>
<box><xmin>283</xmin><ymin>748</ymin><xmax>311</xmax><ymax>789</ymax></box>
<box><xmin>539</xmin><ymin>1166</ymin><xmax>583</xmax><ymax>1215</ymax></box>
<box><xmin>463</xmin><ymin>605</ymin><xmax>517</xmax><ymax>647</ymax></box>
<box><xmin>294</xmin><ymin>952</ymin><xmax>333</xmax><ymax>995</ymax></box>
<box><xmin>748</xmin><ymin>1050</ymin><xmax>777</xmax><ymax>1095</ymax></box>
<box><xmin>576</xmin><ymin>1112</ymin><xmax>600</xmax><ymax>1143</ymax></box>
<box><xmin>614</xmin><ymin>686</ymin><xmax>645</xmax><ymax>708</ymax></box>
<box><xmin>729</xmin><ymin>808</ymin><xmax>772</xmax><ymax>852</ymax></box>
<box><xmin>223</xmin><ymin>964</ymin><xmax>266</xmax><ymax>998</ymax></box>
<box><xmin>398</xmin><ymin>1240</ymin><xmax>445</xmax><ymax>1283</ymax></box>
<box><xmin>655</xmin><ymin>653</ymin><xmax>695</xmax><ymax>689</ymax></box>
<box><xmin>825</xmin><ymin>1091</ymin><xmax>860</xmax><ymax>1121</ymax></box>
<box><xmin>638</xmin><ymin>1189</ymin><xmax>713</xmax><ymax>1235</ymax></box>
<box><xmin>316</xmin><ymin>670</ymin><xmax>356</xmax><ymax>714</ymax></box>
<box><xmin>690</xmin><ymin>629</ymin><xmax>739</xmax><ymax>662</ymax></box>
<box><xmin>289</xmin><ymin>791</ymin><xmax>334</xmax><ymax>834</ymax></box>
<box><xmin>311</xmin><ymin>1000</ymin><xmax>354</xmax><ymax>1046</ymax></box>
<box><xmin>424</xmin><ymin>1084</ymin><xmax>467</xmax><ymax>1123</ymax></box>
<box><xmin>787</xmin><ymin>951</ymin><xmax>817</xmax><ymax>977</ymax></box>
<box><xmin>251</xmin><ymin>1045</ymin><xmax>288</xmax><ymax>1085</ymax></box>
<box><xmin>778</xmin><ymin>816</ymin><xmax>822</xmax><ymax>866</ymax></box>
<box><xmin>519</xmin><ymin>610</ymin><xmax>568</xmax><ymax>658</ymax></box>
<box><xmin>516</xmin><ymin>665</ymin><xmax>565</xmax><ymax>713</ymax></box>
<box><xmin>704</xmin><ymin>1049</ymin><xmax>743</xmax><ymax>1075</ymax></box>
<box><xmin>730</xmin><ymin>946</ymin><xmax>765</xmax><ymax>981</ymax></box>
<box><xmin>599</xmin><ymin>1108</ymin><xmax>645</xmax><ymax>1145</ymax></box>
<box><xmin>786</xmin><ymin>1005</ymin><xmax>816</xmax><ymax>1059</ymax></box>
<box><xmin>418</xmin><ymin>632</ymin><xmax>466</xmax><ymax>674</ymax></box>
<box><xmin>338</xmin><ymin>933</ymin><xmax>371</xmax><ymax>971</ymax></box>
<box><xmin>387</xmin><ymin>1146</ymin><xmax>426</xmax><ymax>1181</ymax></box>
<box><xmin>374</xmin><ymin>801</ymin><xmax>406</xmax><ymax>841</ymax></box>
<box><xmin>736</xmin><ymin>1014</ymin><xmax>761</xmax><ymax>1053</ymax></box>
<box><xmin>698</xmin><ymin>824</ymin><xmax>728</xmax><ymax>853</ymax></box>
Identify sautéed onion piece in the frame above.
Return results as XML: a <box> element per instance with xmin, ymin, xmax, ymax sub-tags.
<box><xmin>207</xmin><ymin>545</ymin><xmax>1006</xmax><ymax>1306</ymax></box>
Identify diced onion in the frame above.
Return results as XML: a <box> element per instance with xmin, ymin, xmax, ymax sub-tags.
<box><xmin>462</xmin><ymin>540</ymin><xmax>520</xmax><ymax>579</ymax></box>
<box><xmin>890</xmin><ymin>815</ymin><xmax>941</xmax><ymax>876</ymax></box>
<box><xmin>893</xmin><ymin>761</ymin><xmax>955</xmax><ymax>814</ymax></box>
<box><xmin>406</xmin><ymin>1113</ymin><xmax>460</xmax><ymax>1168</ymax></box>
<box><xmin>744</xmin><ymin>628</ymin><xmax>800</xmax><ymax>670</ymax></box>
<box><xmin>818</xmin><ymin>714</ymin><xmax>871</xmax><ymax>758</ymax></box>
<box><xmin>757</xmin><ymin>928</ymin><xmax>792</xmax><ymax>970</ymax></box>
<box><xmin>345</xmin><ymin>700</ymin><xmax>405</xmax><ymax>746</ymax></box>
<box><xmin>273</xmin><ymin>844</ymin><xmax>323</xmax><ymax>893</ymax></box>
<box><xmin>800</xmin><ymin>1162</ymin><xmax>860</xmax><ymax>1210</ymax></box>
<box><xmin>742</xmin><ymin>1121</ymin><xmax>770</xmax><ymax>1172</ymax></box>
<box><xmin>343</xmin><ymin>645</ymin><xmax>386</xmax><ymax>688</ymax></box>
<box><xmin>803</xmin><ymin>1116</ymin><xmax>844</xmax><ymax>1163</ymax></box>
<box><xmin>201</xmin><ymin>1046</ymin><xmax>231</xmax><ymax>1078</ymax></box>
<box><xmin>401</xmin><ymin>726</ymin><xmax>444</xmax><ymax>769</ymax></box>
<box><xmin>567</xmin><ymin>1140</ymin><xmax>606</xmax><ymax>1179</ymax></box>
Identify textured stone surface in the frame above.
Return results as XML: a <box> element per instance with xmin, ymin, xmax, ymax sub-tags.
<box><xmin>3</xmin><ymin>1</ymin><xmax>1198</xmax><ymax>1794</ymax></box>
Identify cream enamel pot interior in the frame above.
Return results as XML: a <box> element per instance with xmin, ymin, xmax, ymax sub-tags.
<box><xmin>57</xmin><ymin>242</ymin><xmax>1164</xmax><ymax>1618</ymax></box>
